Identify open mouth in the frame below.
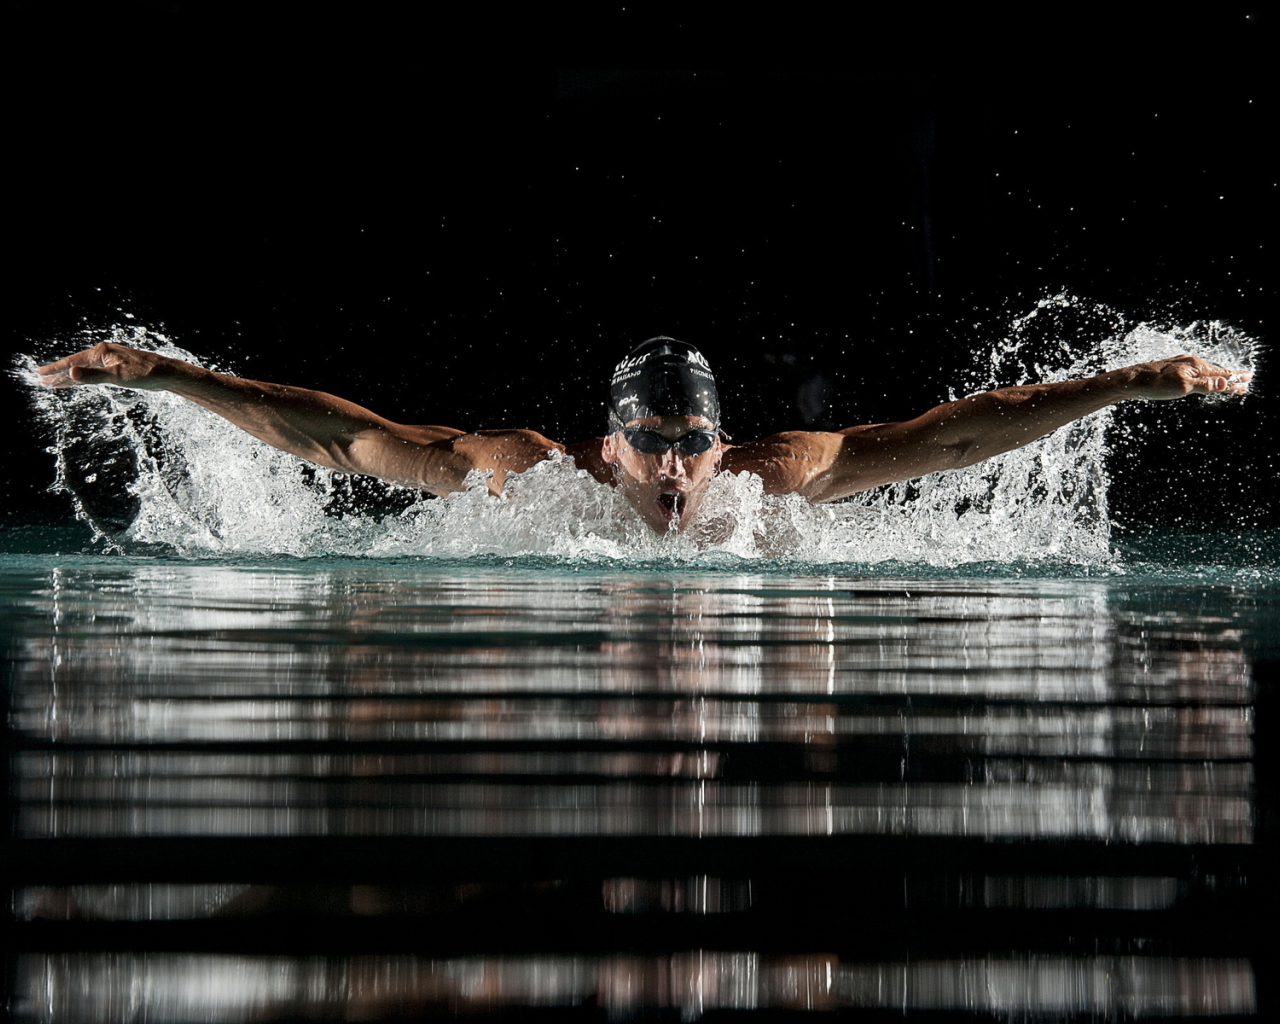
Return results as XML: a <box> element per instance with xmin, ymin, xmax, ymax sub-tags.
<box><xmin>656</xmin><ymin>491</ymin><xmax>687</xmax><ymax>522</ymax></box>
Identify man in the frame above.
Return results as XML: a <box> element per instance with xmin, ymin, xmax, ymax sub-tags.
<box><xmin>37</xmin><ymin>336</ymin><xmax>1251</xmax><ymax>534</ymax></box>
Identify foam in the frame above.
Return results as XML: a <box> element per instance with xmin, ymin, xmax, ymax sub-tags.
<box><xmin>16</xmin><ymin>298</ymin><xmax>1259</xmax><ymax>564</ymax></box>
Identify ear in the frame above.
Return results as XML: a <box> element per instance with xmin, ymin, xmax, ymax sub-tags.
<box><xmin>601</xmin><ymin>433</ymin><xmax>619</xmax><ymax>466</ymax></box>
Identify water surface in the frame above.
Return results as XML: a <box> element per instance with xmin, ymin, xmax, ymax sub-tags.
<box><xmin>5</xmin><ymin>541</ymin><xmax>1275</xmax><ymax>1020</ymax></box>
<box><xmin>6</xmin><ymin>304</ymin><xmax>1272</xmax><ymax>1018</ymax></box>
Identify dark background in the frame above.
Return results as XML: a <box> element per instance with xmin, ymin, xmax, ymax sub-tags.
<box><xmin>6</xmin><ymin>3</ymin><xmax>1274</xmax><ymax>530</ymax></box>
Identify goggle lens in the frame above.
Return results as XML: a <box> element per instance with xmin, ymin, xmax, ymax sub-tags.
<box><xmin>623</xmin><ymin>428</ymin><xmax>717</xmax><ymax>456</ymax></box>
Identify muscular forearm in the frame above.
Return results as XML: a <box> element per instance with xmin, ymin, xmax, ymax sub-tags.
<box><xmin>161</xmin><ymin>361</ymin><xmax>407</xmax><ymax>471</ymax></box>
<box><xmin>171</xmin><ymin>367</ymin><xmax>564</xmax><ymax>494</ymax></box>
<box><xmin>909</xmin><ymin>370</ymin><xmax>1129</xmax><ymax>466</ymax></box>
<box><xmin>910</xmin><ymin>355</ymin><xmax>1249</xmax><ymax>467</ymax></box>
<box><xmin>803</xmin><ymin>355</ymin><xmax>1251</xmax><ymax>500</ymax></box>
<box><xmin>36</xmin><ymin>343</ymin><xmax>566</xmax><ymax>496</ymax></box>
<box><xmin>172</xmin><ymin>367</ymin><xmax>487</xmax><ymax>490</ymax></box>
<box><xmin>37</xmin><ymin>343</ymin><xmax>471</xmax><ymax>490</ymax></box>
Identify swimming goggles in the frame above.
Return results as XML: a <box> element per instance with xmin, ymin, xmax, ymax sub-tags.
<box><xmin>622</xmin><ymin>427</ymin><xmax>718</xmax><ymax>456</ymax></box>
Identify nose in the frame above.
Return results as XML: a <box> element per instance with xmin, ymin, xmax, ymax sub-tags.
<box><xmin>658</xmin><ymin>448</ymin><xmax>687</xmax><ymax>477</ymax></box>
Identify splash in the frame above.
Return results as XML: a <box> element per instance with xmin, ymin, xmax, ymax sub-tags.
<box><xmin>15</xmin><ymin>301</ymin><xmax>1259</xmax><ymax>564</ymax></box>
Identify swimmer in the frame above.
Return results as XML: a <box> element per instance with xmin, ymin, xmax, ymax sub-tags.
<box><xmin>36</xmin><ymin>336</ymin><xmax>1252</xmax><ymax>534</ymax></box>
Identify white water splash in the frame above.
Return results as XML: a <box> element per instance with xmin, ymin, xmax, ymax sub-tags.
<box><xmin>16</xmin><ymin>299</ymin><xmax>1259</xmax><ymax>564</ymax></box>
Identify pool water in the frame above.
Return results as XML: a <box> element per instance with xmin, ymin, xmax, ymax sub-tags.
<box><xmin>5</xmin><ymin>541</ymin><xmax>1276</xmax><ymax>1021</ymax></box>
<box><xmin>6</xmin><ymin>311</ymin><xmax>1272</xmax><ymax>1018</ymax></box>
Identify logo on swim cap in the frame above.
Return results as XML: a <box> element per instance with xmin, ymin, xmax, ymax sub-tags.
<box><xmin>608</xmin><ymin>337</ymin><xmax>721</xmax><ymax>432</ymax></box>
<box><xmin>686</xmin><ymin>349</ymin><xmax>713</xmax><ymax>372</ymax></box>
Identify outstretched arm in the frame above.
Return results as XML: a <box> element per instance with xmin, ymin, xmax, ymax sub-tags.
<box><xmin>725</xmin><ymin>355</ymin><xmax>1252</xmax><ymax>503</ymax></box>
<box><xmin>36</xmin><ymin>343</ymin><xmax>560</xmax><ymax>496</ymax></box>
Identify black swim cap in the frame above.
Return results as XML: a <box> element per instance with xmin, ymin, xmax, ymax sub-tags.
<box><xmin>608</xmin><ymin>337</ymin><xmax>721</xmax><ymax>433</ymax></box>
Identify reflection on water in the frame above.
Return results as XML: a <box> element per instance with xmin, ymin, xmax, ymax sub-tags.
<box><xmin>16</xmin><ymin>873</ymin><xmax>1189</xmax><ymax>920</ymax></box>
<box><xmin>14</xmin><ymin>952</ymin><xmax>1256</xmax><ymax>1020</ymax></box>
<box><xmin>12</xmin><ymin>756</ymin><xmax>1253</xmax><ymax>841</ymax></box>
<box><xmin>15</xmin><ymin>883</ymin><xmax>255</xmax><ymax>921</ymax></box>
<box><xmin>17</xmin><ymin>877</ymin><xmax>758</xmax><ymax>920</ymax></box>
<box><xmin>6</xmin><ymin>565</ymin><xmax>1259</xmax><ymax>843</ymax></box>
<box><xmin>4</xmin><ymin>559</ymin><xmax>1273</xmax><ymax>1019</ymax></box>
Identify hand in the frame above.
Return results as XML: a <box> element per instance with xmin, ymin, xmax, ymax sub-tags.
<box><xmin>1122</xmin><ymin>354</ymin><xmax>1252</xmax><ymax>401</ymax></box>
<box><xmin>36</xmin><ymin>342</ymin><xmax>177</xmax><ymax>391</ymax></box>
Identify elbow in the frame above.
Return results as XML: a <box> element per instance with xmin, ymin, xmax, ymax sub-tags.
<box><xmin>323</xmin><ymin>436</ymin><xmax>361</xmax><ymax>472</ymax></box>
<box><xmin>312</xmin><ymin>430</ymin><xmax>383</xmax><ymax>477</ymax></box>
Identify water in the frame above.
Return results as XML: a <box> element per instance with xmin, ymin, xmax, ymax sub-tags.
<box><xmin>5</xmin><ymin>304</ymin><xmax>1275</xmax><ymax>1020</ymax></box>
<box><xmin>5</xmin><ymin>554</ymin><xmax>1275</xmax><ymax>1020</ymax></box>
<box><xmin>12</xmin><ymin>297</ymin><xmax>1264</xmax><ymax>564</ymax></box>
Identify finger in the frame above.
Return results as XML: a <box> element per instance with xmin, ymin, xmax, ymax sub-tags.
<box><xmin>39</xmin><ymin>365</ymin><xmax>109</xmax><ymax>388</ymax></box>
<box><xmin>1185</xmin><ymin>362</ymin><xmax>1252</xmax><ymax>394</ymax></box>
<box><xmin>36</xmin><ymin>350</ymin><xmax>97</xmax><ymax>375</ymax></box>
<box><xmin>1194</xmin><ymin>369</ymin><xmax>1232</xmax><ymax>393</ymax></box>
<box><xmin>1194</xmin><ymin>374</ymin><xmax>1250</xmax><ymax>395</ymax></box>
<box><xmin>68</xmin><ymin>365</ymin><xmax>117</xmax><ymax>385</ymax></box>
<box><xmin>38</xmin><ymin>371</ymin><xmax>77</xmax><ymax>388</ymax></box>
<box><xmin>1197</xmin><ymin>362</ymin><xmax>1253</xmax><ymax>380</ymax></box>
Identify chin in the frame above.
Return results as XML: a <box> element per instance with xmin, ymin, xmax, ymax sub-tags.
<box><xmin>616</xmin><ymin>478</ymin><xmax>706</xmax><ymax>535</ymax></box>
<box><xmin>647</xmin><ymin>494</ymin><xmax>703</xmax><ymax>534</ymax></box>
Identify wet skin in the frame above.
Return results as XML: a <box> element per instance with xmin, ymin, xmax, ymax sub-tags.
<box><xmin>36</xmin><ymin>344</ymin><xmax>1253</xmax><ymax>538</ymax></box>
<box><xmin>600</xmin><ymin>416</ymin><xmax>723</xmax><ymax>533</ymax></box>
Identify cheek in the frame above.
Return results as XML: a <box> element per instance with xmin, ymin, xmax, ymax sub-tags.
<box><xmin>611</xmin><ymin>452</ymin><xmax>649</xmax><ymax>484</ymax></box>
<box><xmin>626</xmin><ymin>459</ymin><xmax>658</xmax><ymax>482</ymax></box>
<box><xmin>692</xmin><ymin>452</ymin><xmax>721</xmax><ymax>480</ymax></box>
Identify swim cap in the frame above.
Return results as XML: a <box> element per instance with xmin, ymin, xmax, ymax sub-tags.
<box><xmin>608</xmin><ymin>337</ymin><xmax>721</xmax><ymax>433</ymax></box>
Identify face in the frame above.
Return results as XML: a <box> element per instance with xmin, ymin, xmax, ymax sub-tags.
<box><xmin>601</xmin><ymin>415</ymin><xmax>723</xmax><ymax>533</ymax></box>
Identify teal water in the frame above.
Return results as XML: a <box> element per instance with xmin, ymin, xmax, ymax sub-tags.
<box><xmin>6</xmin><ymin>309</ymin><xmax>1272</xmax><ymax>1019</ymax></box>
<box><xmin>5</xmin><ymin>528</ymin><xmax>1275</xmax><ymax>1020</ymax></box>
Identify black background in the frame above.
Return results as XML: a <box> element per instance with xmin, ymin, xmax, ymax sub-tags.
<box><xmin>6</xmin><ymin>3</ymin><xmax>1274</xmax><ymax>530</ymax></box>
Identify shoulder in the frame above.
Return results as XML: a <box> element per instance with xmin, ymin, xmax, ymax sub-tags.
<box><xmin>719</xmin><ymin>431</ymin><xmax>846</xmax><ymax>496</ymax></box>
<box><xmin>563</xmin><ymin>437</ymin><xmax>613</xmax><ymax>485</ymax></box>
